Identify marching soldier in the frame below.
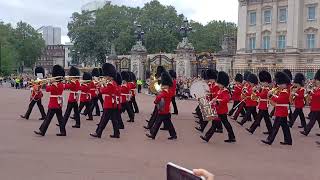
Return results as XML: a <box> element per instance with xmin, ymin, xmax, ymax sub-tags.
<box><xmin>120</xmin><ymin>71</ymin><xmax>135</xmax><ymax>123</ymax></box>
<box><xmin>88</xmin><ymin>68</ymin><xmax>101</xmax><ymax>116</ymax></box>
<box><xmin>169</xmin><ymin>70</ymin><xmax>178</xmax><ymax>115</ymax></box>
<box><xmin>232</xmin><ymin>71</ymin><xmax>251</xmax><ymax>120</ymax></box>
<box><xmin>283</xmin><ymin>69</ymin><xmax>293</xmax><ymax>119</ymax></box>
<box><xmin>246</xmin><ymin>70</ymin><xmax>272</xmax><ymax>135</ymax></box>
<box><xmin>34</xmin><ymin>65</ymin><xmax>66</xmax><ymax>136</ymax></box>
<box><xmin>90</xmin><ymin>63</ymin><xmax>120</xmax><ymax>139</ymax></box>
<box><xmin>238</xmin><ymin>73</ymin><xmax>258</xmax><ymax>126</ymax></box>
<box><xmin>261</xmin><ymin>71</ymin><xmax>292</xmax><ymax>145</ymax></box>
<box><xmin>288</xmin><ymin>73</ymin><xmax>306</xmax><ymax>129</ymax></box>
<box><xmin>62</xmin><ymin>66</ymin><xmax>81</xmax><ymax>128</ymax></box>
<box><xmin>21</xmin><ymin>66</ymin><xmax>46</xmax><ymax>120</ymax></box>
<box><xmin>196</xmin><ymin>69</ymin><xmax>223</xmax><ymax>133</ymax></box>
<box><xmin>78</xmin><ymin>72</ymin><xmax>93</xmax><ymax>121</ymax></box>
<box><xmin>146</xmin><ymin>71</ymin><xmax>177</xmax><ymax>140</ymax></box>
<box><xmin>300</xmin><ymin>69</ymin><xmax>320</xmax><ymax>137</ymax></box>
<box><xmin>228</xmin><ymin>73</ymin><xmax>244</xmax><ymax>117</ymax></box>
<box><xmin>115</xmin><ymin>72</ymin><xmax>125</xmax><ymax>129</ymax></box>
<box><xmin>200</xmin><ymin>71</ymin><xmax>236</xmax><ymax>143</ymax></box>
<box><xmin>129</xmin><ymin>72</ymin><xmax>139</xmax><ymax>114</ymax></box>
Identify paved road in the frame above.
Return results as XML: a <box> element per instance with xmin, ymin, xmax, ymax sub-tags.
<box><xmin>0</xmin><ymin>87</ymin><xmax>319</xmax><ymax>180</ymax></box>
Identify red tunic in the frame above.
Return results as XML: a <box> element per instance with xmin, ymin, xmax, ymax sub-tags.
<box><xmin>310</xmin><ymin>87</ymin><xmax>320</xmax><ymax>111</ymax></box>
<box><xmin>121</xmin><ymin>83</ymin><xmax>130</xmax><ymax>103</ymax></box>
<box><xmin>79</xmin><ymin>84</ymin><xmax>91</xmax><ymax>102</ymax></box>
<box><xmin>257</xmin><ymin>87</ymin><xmax>269</xmax><ymax>110</ymax></box>
<box><xmin>169</xmin><ymin>79</ymin><xmax>177</xmax><ymax>96</ymax></box>
<box><xmin>89</xmin><ymin>81</ymin><xmax>98</xmax><ymax>98</ymax></box>
<box><xmin>231</xmin><ymin>84</ymin><xmax>242</xmax><ymax>101</ymax></box>
<box><xmin>128</xmin><ymin>82</ymin><xmax>136</xmax><ymax>97</ymax></box>
<box><xmin>31</xmin><ymin>84</ymin><xmax>43</xmax><ymax>101</ymax></box>
<box><xmin>244</xmin><ymin>85</ymin><xmax>258</xmax><ymax>107</ymax></box>
<box><xmin>215</xmin><ymin>88</ymin><xmax>230</xmax><ymax>115</ymax></box>
<box><xmin>294</xmin><ymin>88</ymin><xmax>305</xmax><ymax>109</ymax></box>
<box><xmin>115</xmin><ymin>84</ymin><xmax>122</xmax><ymax>109</ymax></box>
<box><xmin>64</xmin><ymin>80</ymin><xmax>80</xmax><ymax>103</ymax></box>
<box><xmin>100</xmin><ymin>80</ymin><xmax>118</xmax><ymax>109</ymax></box>
<box><xmin>209</xmin><ymin>82</ymin><xmax>219</xmax><ymax>99</ymax></box>
<box><xmin>46</xmin><ymin>82</ymin><xmax>64</xmax><ymax>109</ymax></box>
<box><xmin>154</xmin><ymin>89</ymin><xmax>171</xmax><ymax>115</ymax></box>
<box><xmin>271</xmin><ymin>89</ymin><xmax>290</xmax><ymax>117</ymax></box>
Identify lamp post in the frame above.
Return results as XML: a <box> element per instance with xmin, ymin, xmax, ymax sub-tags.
<box><xmin>135</xmin><ymin>24</ymin><xmax>144</xmax><ymax>43</ymax></box>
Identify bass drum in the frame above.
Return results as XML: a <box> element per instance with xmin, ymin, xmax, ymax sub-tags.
<box><xmin>190</xmin><ymin>80</ymin><xmax>210</xmax><ymax>98</ymax></box>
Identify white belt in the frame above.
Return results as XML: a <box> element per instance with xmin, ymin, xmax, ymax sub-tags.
<box><xmin>50</xmin><ymin>95</ymin><xmax>62</xmax><ymax>98</ymax></box>
<box><xmin>102</xmin><ymin>94</ymin><xmax>116</xmax><ymax>104</ymax></box>
<box><xmin>90</xmin><ymin>89</ymin><xmax>96</xmax><ymax>90</ymax></box>
<box><xmin>276</xmin><ymin>104</ymin><xmax>289</xmax><ymax>107</ymax></box>
<box><xmin>259</xmin><ymin>99</ymin><xmax>268</xmax><ymax>102</ymax></box>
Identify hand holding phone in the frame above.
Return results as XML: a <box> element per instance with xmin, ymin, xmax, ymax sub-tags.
<box><xmin>193</xmin><ymin>169</ymin><xmax>214</xmax><ymax>180</ymax></box>
<box><xmin>167</xmin><ymin>162</ymin><xmax>205</xmax><ymax>180</ymax></box>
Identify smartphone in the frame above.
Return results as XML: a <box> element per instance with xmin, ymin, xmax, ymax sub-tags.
<box><xmin>167</xmin><ymin>162</ymin><xmax>205</xmax><ymax>180</ymax></box>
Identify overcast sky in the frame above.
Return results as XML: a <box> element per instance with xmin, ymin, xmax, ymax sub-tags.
<box><xmin>0</xmin><ymin>0</ymin><xmax>238</xmax><ymax>44</ymax></box>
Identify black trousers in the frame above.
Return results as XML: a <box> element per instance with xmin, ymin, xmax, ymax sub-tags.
<box><xmin>24</xmin><ymin>99</ymin><xmax>46</xmax><ymax>119</ymax></box>
<box><xmin>96</xmin><ymin>109</ymin><xmax>120</xmax><ymax>137</ymax></box>
<box><xmin>39</xmin><ymin>108</ymin><xmax>65</xmax><ymax>135</ymax></box>
<box><xmin>171</xmin><ymin>96</ymin><xmax>178</xmax><ymax>114</ymax></box>
<box><xmin>233</xmin><ymin>102</ymin><xmax>246</xmax><ymax>120</ymax></box>
<box><xmin>88</xmin><ymin>96</ymin><xmax>100</xmax><ymax>116</ymax></box>
<box><xmin>79</xmin><ymin>101</ymin><xmax>93</xmax><ymax>119</ymax></box>
<box><xmin>98</xmin><ymin>93</ymin><xmax>104</xmax><ymax>107</ymax></box>
<box><xmin>114</xmin><ymin>108</ymin><xmax>124</xmax><ymax>129</ymax></box>
<box><xmin>138</xmin><ymin>85</ymin><xmax>142</xmax><ymax>93</ymax></box>
<box><xmin>239</xmin><ymin>106</ymin><xmax>257</xmax><ymax>125</ymax></box>
<box><xmin>228</xmin><ymin>100</ymin><xmax>245</xmax><ymax>116</ymax></box>
<box><xmin>150</xmin><ymin>114</ymin><xmax>176</xmax><ymax>138</ymax></box>
<box><xmin>270</xmin><ymin>108</ymin><xmax>275</xmax><ymax>117</ymax></box>
<box><xmin>288</xmin><ymin>108</ymin><xmax>306</xmax><ymax>128</ymax></box>
<box><xmin>204</xmin><ymin>114</ymin><xmax>236</xmax><ymax>141</ymax></box>
<box><xmin>131</xmin><ymin>96</ymin><xmax>139</xmax><ymax>113</ymax></box>
<box><xmin>147</xmin><ymin>106</ymin><xmax>159</xmax><ymax>128</ymax></box>
<box><xmin>267</xmin><ymin>117</ymin><xmax>292</xmax><ymax>144</ymax></box>
<box><xmin>304</xmin><ymin>111</ymin><xmax>320</xmax><ymax>135</ymax></box>
<box><xmin>249</xmin><ymin>109</ymin><xmax>272</xmax><ymax>133</ymax></box>
<box><xmin>63</xmin><ymin>102</ymin><xmax>80</xmax><ymax>127</ymax></box>
<box><xmin>121</xmin><ymin>102</ymin><xmax>135</xmax><ymax>121</ymax></box>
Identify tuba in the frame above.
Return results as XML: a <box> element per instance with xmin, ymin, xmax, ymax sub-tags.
<box><xmin>149</xmin><ymin>76</ymin><xmax>162</xmax><ymax>94</ymax></box>
<box><xmin>190</xmin><ymin>80</ymin><xmax>218</xmax><ymax>121</ymax></box>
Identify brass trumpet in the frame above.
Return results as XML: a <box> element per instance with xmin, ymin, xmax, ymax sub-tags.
<box><xmin>268</xmin><ymin>87</ymin><xmax>280</xmax><ymax>99</ymax></box>
<box><xmin>149</xmin><ymin>76</ymin><xmax>162</xmax><ymax>94</ymax></box>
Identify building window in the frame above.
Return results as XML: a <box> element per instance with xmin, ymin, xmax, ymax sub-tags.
<box><xmin>264</xmin><ymin>10</ymin><xmax>272</xmax><ymax>24</ymax></box>
<box><xmin>278</xmin><ymin>7</ymin><xmax>287</xmax><ymax>23</ymax></box>
<box><xmin>307</xmin><ymin>34</ymin><xmax>316</xmax><ymax>49</ymax></box>
<box><xmin>249</xmin><ymin>11</ymin><xmax>257</xmax><ymax>26</ymax></box>
<box><xmin>262</xmin><ymin>36</ymin><xmax>270</xmax><ymax>49</ymax></box>
<box><xmin>278</xmin><ymin>35</ymin><xmax>286</xmax><ymax>49</ymax></box>
<box><xmin>249</xmin><ymin>37</ymin><xmax>256</xmax><ymax>50</ymax></box>
<box><xmin>308</xmin><ymin>6</ymin><xmax>316</xmax><ymax>21</ymax></box>
<box><xmin>277</xmin><ymin>59</ymin><xmax>283</xmax><ymax>63</ymax></box>
<box><xmin>307</xmin><ymin>59</ymin><xmax>314</xmax><ymax>63</ymax></box>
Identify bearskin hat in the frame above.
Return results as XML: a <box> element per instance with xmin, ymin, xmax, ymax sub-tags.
<box><xmin>102</xmin><ymin>63</ymin><xmax>116</xmax><ymax>79</ymax></box>
<box><xmin>91</xmin><ymin>68</ymin><xmax>100</xmax><ymax>77</ymax></box>
<box><xmin>201</xmin><ymin>70</ymin><xmax>208</xmax><ymax>80</ymax></box>
<box><xmin>315</xmin><ymin>69</ymin><xmax>320</xmax><ymax>81</ymax></box>
<box><xmin>68</xmin><ymin>66</ymin><xmax>80</xmax><ymax>76</ymax></box>
<box><xmin>82</xmin><ymin>72</ymin><xmax>92</xmax><ymax>81</ymax></box>
<box><xmin>99</xmin><ymin>68</ymin><xmax>103</xmax><ymax>76</ymax></box>
<box><xmin>161</xmin><ymin>70</ymin><xmax>173</xmax><ymax>86</ymax></box>
<box><xmin>115</xmin><ymin>72</ymin><xmax>122</xmax><ymax>86</ymax></box>
<box><xmin>247</xmin><ymin>73</ymin><xmax>258</xmax><ymax>85</ymax></box>
<box><xmin>121</xmin><ymin>71</ymin><xmax>130</xmax><ymax>82</ymax></box>
<box><xmin>275</xmin><ymin>71</ymin><xmax>291</xmax><ymax>85</ymax></box>
<box><xmin>34</xmin><ymin>66</ymin><xmax>45</xmax><ymax>78</ymax></box>
<box><xmin>156</xmin><ymin>66</ymin><xmax>166</xmax><ymax>79</ymax></box>
<box><xmin>235</xmin><ymin>73</ymin><xmax>243</xmax><ymax>83</ymax></box>
<box><xmin>169</xmin><ymin>69</ymin><xmax>177</xmax><ymax>79</ymax></box>
<box><xmin>293</xmin><ymin>73</ymin><xmax>306</xmax><ymax>86</ymax></box>
<box><xmin>129</xmin><ymin>72</ymin><xmax>137</xmax><ymax>82</ymax></box>
<box><xmin>217</xmin><ymin>71</ymin><xmax>229</xmax><ymax>87</ymax></box>
<box><xmin>206</xmin><ymin>69</ymin><xmax>218</xmax><ymax>80</ymax></box>
<box><xmin>52</xmin><ymin>65</ymin><xmax>65</xmax><ymax>77</ymax></box>
<box><xmin>243</xmin><ymin>71</ymin><xmax>251</xmax><ymax>81</ymax></box>
<box><xmin>283</xmin><ymin>69</ymin><xmax>292</xmax><ymax>81</ymax></box>
<box><xmin>258</xmin><ymin>70</ymin><xmax>272</xmax><ymax>83</ymax></box>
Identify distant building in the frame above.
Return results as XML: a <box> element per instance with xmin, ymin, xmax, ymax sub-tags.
<box><xmin>64</xmin><ymin>42</ymin><xmax>74</xmax><ymax>68</ymax></box>
<box><xmin>81</xmin><ymin>0</ymin><xmax>111</xmax><ymax>12</ymax></box>
<box><xmin>36</xmin><ymin>45</ymin><xmax>65</xmax><ymax>74</ymax></box>
<box><xmin>38</xmin><ymin>26</ymin><xmax>61</xmax><ymax>45</ymax></box>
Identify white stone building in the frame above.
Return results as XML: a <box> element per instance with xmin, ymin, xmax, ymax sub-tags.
<box><xmin>37</xmin><ymin>26</ymin><xmax>61</xmax><ymax>45</ymax></box>
<box><xmin>236</xmin><ymin>0</ymin><xmax>320</xmax><ymax>77</ymax></box>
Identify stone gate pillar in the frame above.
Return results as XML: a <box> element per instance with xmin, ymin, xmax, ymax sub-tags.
<box><xmin>130</xmin><ymin>41</ymin><xmax>147</xmax><ymax>80</ymax></box>
<box><xmin>175</xmin><ymin>37</ymin><xmax>195</xmax><ymax>78</ymax></box>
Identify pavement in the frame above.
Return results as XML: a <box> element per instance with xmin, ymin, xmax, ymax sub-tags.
<box><xmin>0</xmin><ymin>87</ymin><xmax>319</xmax><ymax>180</ymax></box>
